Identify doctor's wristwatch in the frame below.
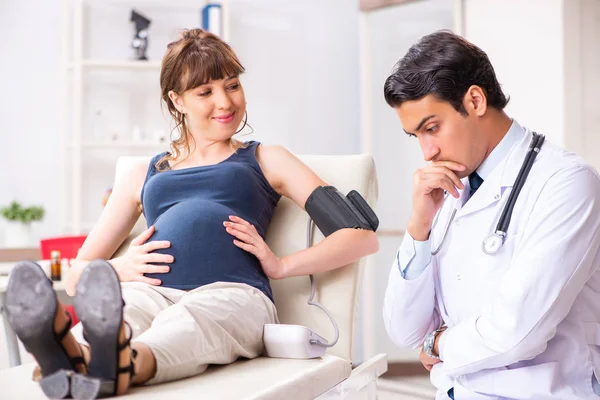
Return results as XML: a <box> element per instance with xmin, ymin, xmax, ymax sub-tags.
<box><xmin>423</xmin><ymin>326</ymin><xmax>447</xmax><ymax>359</ymax></box>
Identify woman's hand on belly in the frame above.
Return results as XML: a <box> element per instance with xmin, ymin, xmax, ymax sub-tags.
<box><xmin>224</xmin><ymin>215</ymin><xmax>286</xmax><ymax>279</ymax></box>
<box><xmin>111</xmin><ymin>225</ymin><xmax>174</xmax><ymax>285</ymax></box>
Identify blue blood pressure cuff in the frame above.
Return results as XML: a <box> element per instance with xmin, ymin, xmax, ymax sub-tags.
<box><xmin>305</xmin><ymin>186</ymin><xmax>379</xmax><ymax>237</ymax></box>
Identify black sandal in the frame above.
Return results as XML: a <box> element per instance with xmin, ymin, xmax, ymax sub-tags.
<box><xmin>70</xmin><ymin>260</ymin><xmax>135</xmax><ymax>399</ymax></box>
<box><xmin>6</xmin><ymin>260</ymin><xmax>87</xmax><ymax>399</ymax></box>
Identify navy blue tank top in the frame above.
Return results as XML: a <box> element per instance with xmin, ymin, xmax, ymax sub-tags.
<box><xmin>140</xmin><ymin>141</ymin><xmax>281</xmax><ymax>301</ymax></box>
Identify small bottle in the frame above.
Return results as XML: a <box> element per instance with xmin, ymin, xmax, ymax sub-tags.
<box><xmin>50</xmin><ymin>250</ymin><xmax>62</xmax><ymax>281</ymax></box>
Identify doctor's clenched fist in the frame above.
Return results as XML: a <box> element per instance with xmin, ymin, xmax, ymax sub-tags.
<box><xmin>408</xmin><ymin>161</ymin><xmax>465</xmax><ymax>241</ymax></box>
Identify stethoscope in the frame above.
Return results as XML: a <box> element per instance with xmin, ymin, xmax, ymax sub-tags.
<box><xmin>431</xmin><ymin>132</ymin><xmax>545</xmax><ymax>255</ymax></box>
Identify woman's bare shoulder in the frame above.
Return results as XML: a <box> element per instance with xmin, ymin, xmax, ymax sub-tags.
<box><xmin>255</xmin><ymin>144</ymin><xmax>293</xmax><ymax>165</ymax></box>
<box><xmin>114</xmin><ymin>156</ymin><xmax>159</xmax><ymax>204</ymax></box>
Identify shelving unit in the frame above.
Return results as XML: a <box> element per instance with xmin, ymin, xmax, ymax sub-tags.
<box><xmin>60</xmin><ymin>0</ymin><xmax>227</xmax><ymax>234</ymax></box>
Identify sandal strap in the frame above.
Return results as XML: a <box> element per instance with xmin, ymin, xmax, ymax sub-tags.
<box><xmin>114</xmin><ymin>322</ymin><xmax>137</xmax><ymax>385</ymax></box>
<box><xmin>118</xmin><ymin>337</ymin><xmax>131</xmax><ymax>350</ymax></box>
<box><xmin>55</xmin><ymin>313</ymin><xmax>88</xmax><ymax>371</ymax></box>
<box><xmin>55</xmin><ymin>312</ymin><xmax>73</xmax><ymax>342</ymax></box>
<box><xmin>117</xmin><ymin>321</ymin><xmax>134</xmax><ymax>351</ymax></box>
<box><xmin>117</xmin><ymin>362</ymin><xmax>135</xmax><ymax>376</ymax></box>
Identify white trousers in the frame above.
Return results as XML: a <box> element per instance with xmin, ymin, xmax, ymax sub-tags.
<box><xmin>71</xmin><ymin>281</ymin><xmax>278</xmax><ymax>384</ymax></box>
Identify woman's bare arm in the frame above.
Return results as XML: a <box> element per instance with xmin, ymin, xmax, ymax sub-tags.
<box><xmin>256</xmin><ymin>145</ymin><xmax>379</xmax><ymax>278</ymax></box>
<box><xmin>65</xmin><ymin>160</ymin><xmax>148</xmax><ymax>295</ymax></box>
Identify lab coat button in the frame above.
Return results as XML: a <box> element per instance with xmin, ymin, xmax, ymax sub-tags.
<box><xmin>457</xmin><ymin>274</ymin><xmax>461</xmax><ymax>280</ymax></box>
<box><xmin>455</xmin><ymin>220</ymin><xmax>461</xmax><ymax>226</ymax></box>
<box><xmin>494</xmin><ymin>194</ymin><xmax>500</xmax><ymax>200</ymax></box>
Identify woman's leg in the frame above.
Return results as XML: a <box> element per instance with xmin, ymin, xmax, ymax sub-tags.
<box><xmin>71</xmin><ymin>281</ymin><xmax>183</xmax><ymax>346</ymax></box>
<box><xmin>70</xmin><ymin>275</ymin><xmax>185</xmax><ymax>397</ymax></box>
<box><xmin>131</xmin><ymin>282</ymin><xmax>278</xmax><ymax>385</ymax></box>
<box><xmin>71</xmin><ymin>281</ymin><xmax>184</xmax><ymax>394</ymax></box>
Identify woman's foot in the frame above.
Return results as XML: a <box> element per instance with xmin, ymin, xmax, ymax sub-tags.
<box><xmin>70</xmin><ymin>260</ymin><xmax>134</xmax><ymax>399</ymax></box>
<box><xmin>6</xmin><ymin>261</ymin><xmax>87</xmax><ymax>398</ymax></box>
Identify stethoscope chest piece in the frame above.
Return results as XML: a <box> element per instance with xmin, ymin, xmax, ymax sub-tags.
<box><xmin>482</xmin><ymin>232</ymin><xmax>505</xmax><ymax>254</ymax></box>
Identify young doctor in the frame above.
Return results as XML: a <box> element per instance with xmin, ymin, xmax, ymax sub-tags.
<box><xmin>382</xmin><ymin>30</ymin><xmax>600</xmax><ymax>399</ymax></box>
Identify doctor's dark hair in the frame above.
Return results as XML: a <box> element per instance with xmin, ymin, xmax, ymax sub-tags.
<box><xmin>383</xmin><ymin>30</ymin><xmax>509</xmax><ymax>115</ymax></box>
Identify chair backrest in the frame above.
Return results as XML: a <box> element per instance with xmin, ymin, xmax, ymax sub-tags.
<box><xmin>112</xmin><ymin>154</ymin><xmax>378</xmax><ymax>363</ymax></box>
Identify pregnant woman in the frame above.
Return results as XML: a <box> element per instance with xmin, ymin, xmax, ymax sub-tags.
<box><xmin>5</xmin><ymin>28</ymin><xmax>378</xmax><ymax>399</ymax></box>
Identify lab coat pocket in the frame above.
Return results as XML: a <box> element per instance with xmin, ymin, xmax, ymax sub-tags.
<box><xmin>430</xmin><ymin>363</ymin><xmax>454</xmax><ymax>393</ymax></box>
<box><xmin>584</xmin><ymin>322</ymin><xmax>600</xmax><ymax>390</ymax></box>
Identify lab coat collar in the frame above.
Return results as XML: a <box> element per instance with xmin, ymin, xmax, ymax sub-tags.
<box><xmin>456</xmin><ymin>122</ymin><xmax>531</xmax><ymax>219</ymax></box>
<box><xmin>498</xmin><ymin>128</ymin><xmax>534</xmax><ymax>188</ymax></box>
<box><xmin>476</xmin><ymin>120</ymin><xmax>525</xmax><ymax>181</ymax></box>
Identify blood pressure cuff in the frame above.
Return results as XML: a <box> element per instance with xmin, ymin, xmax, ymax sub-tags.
<box><xmin>305</xmin><ymin>186</ymin><xmax>379</xmax><ymax>237</ymax></box>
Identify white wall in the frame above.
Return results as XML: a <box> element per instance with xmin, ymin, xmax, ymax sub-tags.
<box><xmin>461</xmin><ymin>0</ymin><xmax>600</xmax><ymax>173</ymax></box>
<box><xmin>580</xmin><ymin>0</ymin><xmax>600</xmax><ymax>173</ymax></box>
<box><xmin>462</xmin><ymin>0</ymin><xmax>565</xmax><ymax>146</ymax></box>
<box><xmin>564</xmin><ymin>0</ymin><xmax>600</xmax><ymax>172</ymax></box>
<box><xmin>0</xmin><ymin>1</ymin><xmax>63</xmax><ymax>245</ymax></box>
<box><xmin>228</xmin><ymin>0</ymin><xmax>360</xmax><ymax>155</ymax></box>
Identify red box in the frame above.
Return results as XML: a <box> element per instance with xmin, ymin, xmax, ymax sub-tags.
<box><xmin>39</xmin><ymin>235</ymin><xmax>87</xmax><ymax>327</ymax></box>
<box><xmin>40</xmin><ymin>235</ymin><xmax>88</xmax><ymax>260</ymax></box>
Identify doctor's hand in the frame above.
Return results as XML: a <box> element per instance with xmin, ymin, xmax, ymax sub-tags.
<box><xmin>419</xmin><ymin>349</ymin><xmax>442</xmax><ymax>371</ymax></box>
<box><xmin>224</xmin><ymin>215</ymin><xmax>286</xmax><ymax>280</ymax></box>
<box><xmin>408</xmin><ymin>161</ymin><xmax>465</xmax><ymax>241</ymax></box>
<box><xmin>110</xmin><ymin>225</ymin><xmax>173</xmax><ymax>286</ymax></box>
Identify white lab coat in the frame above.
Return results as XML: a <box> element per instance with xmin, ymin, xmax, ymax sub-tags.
<box><xmin>383</xmin><ymin>129</ymin><xmax>600</xmax><ymax>399</ymax></box>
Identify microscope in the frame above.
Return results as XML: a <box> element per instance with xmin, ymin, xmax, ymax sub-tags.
<box><xmin>130</xmin><ymin>10</ymin><xmax>151</xmax><ymax>60</ymax></box>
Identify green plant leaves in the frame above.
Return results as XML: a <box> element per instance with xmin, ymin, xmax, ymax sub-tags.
<box><xmin>0</xmin><ymin>201</ymin><xmax>45</xmax><ymax>224</ymax></box>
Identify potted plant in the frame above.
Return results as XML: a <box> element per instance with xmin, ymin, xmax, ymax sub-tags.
<box><xmin>1</xmin><ymin>201</ymin><xmax>45</xmax><ymax>247</ymax></box>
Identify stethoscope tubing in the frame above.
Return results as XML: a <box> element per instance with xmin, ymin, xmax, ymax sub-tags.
<box><xmin>494</xmin><ymin>133</ymin><xmax>545</xmax><ymax>235</ymax></box>
<box><xmin>431</xmin><ymin>207</ymin><xmax>456</xmax><ymax>256</ymax></box>
<box><xmin>430</xmin><ymin>132</ymin><xmax>545</xmax><ymax>255</ymax></box>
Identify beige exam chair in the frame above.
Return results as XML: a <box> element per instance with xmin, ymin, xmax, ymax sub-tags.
<box><xmin>0</xmin><ymin>154</ymin><xmax>387</xmax><ymax>399</ymax></box>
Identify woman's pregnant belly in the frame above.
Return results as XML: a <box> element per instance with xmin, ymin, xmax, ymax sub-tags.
<box><xmin>144</xmin><ymin>198</ymin><xmax>266</xmax><ymax>291</ymax></box>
